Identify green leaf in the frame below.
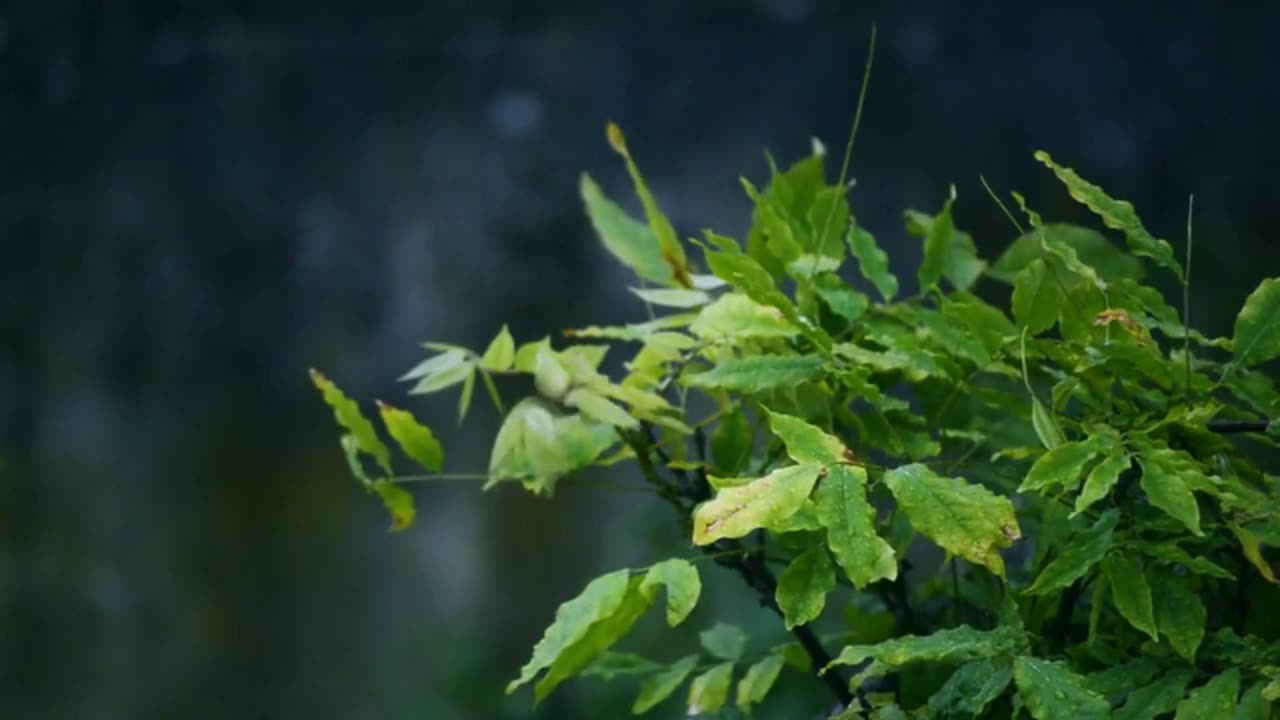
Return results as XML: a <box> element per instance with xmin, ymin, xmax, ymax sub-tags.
<box><xmin>580</xmin><ymin>173</ymin><xmax>674</xmax><ymax>286</ymax></box>
<box><xmin>605</xmin><ymin>123</ymin><xmax>692</xmax><ymax>287</ymax></box>
<box><xmin>1031</xmin><ymin>397</ymin><xmax>1068</xmax><ymax>450</ymax></box>
<box><xmin>1086</xmin><ymin>656</ymin><xmax>1164</xmax><ymax>700</ymax></box>
<box><xmin>692</xmin><ymin>464</ymin><xmax>823</xmax><ymax>545</ymax></box>
<box><xmin>1234</xmin><ymin>681</ymin><xmax>1272</xmax><ymax>720</ymax></box>
<box><xmin>533</xmin><ymin>346</ymin><xmax>572</xmax><ymax>400</ymax></box>
<box><xmin>767</xmin><ymin>410</ymin><xmax>848</xmax><ymax>464</ymax></box>
<box><xmin>1141</xmin><ymin>543</ymin><xmax>1235</xmax><ymax>580</ymax></box>
<box><xmin>1233</xmin><ymin>277</ymin><xmax>1280</xmax><ymax>367</ymax></box>
<box><xmin>687</xmin><ymin>662</ymin><xmax>733</xmax><ymax>715</ymax></box>
<box><xmin>1114</xmin><ymin>667</ymin><xmax>1193</xmax><ymax>720</ymax></box>
<box><xmin>640</xmin><ymin>559</ymin><xmax>701</xmax><ymax>627</ymax></box>
<box><xmin>311</xmin><ymin>370</ymin><xmax>393</xmax><ymax>476</ymax></box>
<box><xmin>710</xmin><ymin>408</ymin><xmax>753</xmax><ymax>476</ymax></box>
<box><xmin>488</xmin><ymin>399</ymin><xmax>617</xmax><ymax>490</ymax></box>
<box><xmin>1150</xmin><ymin>567</ymin><xmax>1206</xmax><ymax>661</ymax></box>
<box><xmin>689</xmin><ymin>293</ymin><xmax>798</xmax><ymax>339</ymax></box>
<box><xmin>1013</xmin><ymin>656</ymin><xmax>1110</xmax><ymax>720</ymax></box>
<box><xmin>629</xmin><ymin>287</ymin><xmax>712</xmax><ymax>308</ymax></box>
<box><xmin>533</xmin><ymin>576</ymin><xmax>652</xmax><ymax>704</ymax></box>
<box><xmin>1075</xmin><ymin>450</ymin><xmax>1131</xmax><ymax>515</ymax></box>
<box><xmin>339</xmin><ymin>435</ymin><xmax>376</xmax><ymax>486</ymax></box>
<box><xmin>371</xmin><ymin>479</ymin><xmax>416</xmax><ymax>531</ymax></box>
<box><xmin>582</xmin><ymin>652</ymin><xmax>662</xmax><ymax>679</ymax></box>
<box><xmin>816</xmin><ymin>465</ymin><xmax>898</xmax><ymax>587</ymax></box>
<box><xmin>908</xmin><ymin>189</ymin><xmax>985</xmax><ymax>291</ymax></box>
<box><xmin>632</xmin><ymin>655</ymin><xmax>698</xmax><ymax>714</ymax></box>
<box><xmin>377</xmin><ymin>402</ymin><xmax>444</xmax><ymax>473</ymax></box>
<box><xmin>1231</xmin><ymin>525</ymin><xmax>1279</xmax><ymax>584</ymax></box>
<box><xmin>408</xmin><ymin>356</ymin><xmax>476</xmax><ymax>395</ymax></box>
<box><xmin>1012</xmin><ymin>259</ymin><xmax>1061</xmax><ymax>334</ymax></box>
<box><xmin>1034</xmin><ymin>150</ymin><xmax>1184</xmax><ymax>280</ymax></box>
<box><xmin>480</xmin><ymin>325</ymin><xmax>516</xmax><ymax>371</ymax></box>
<box><xmin>813</xmin><ymin>272</ymin><xmax>870</xmax><ymax>322</ymax></box>
<box><xmin>828</xmin><ymin>624</ymin><xmax>1024</xmax><ymax>670</ymax></box>
<box><xmin>775</xmin><ymin>544</ymin><xmax>835</xmax><ymax>629</ymax></box>
<box><xmin>990</xmin><ymin>223</ymin><xmax>1144</xmax><ymax>284</ymax></box>
<box><xmin>565</xmin><ymin>388</ymin><xmax>638</xmax><ymax>429</ymax></box>
<box><xmin>507</xmin><ymin>569</ymin><xmax>631</xmax><ymax>694</ymax></box>
<box><xmin>736</xmin><ymin>653</ymin><xmax>785</xmax><ymax>711</ymax></box>
<box><xmin>400</xmin><ymin>347</ymin><xmax>469</xmax><ymax>381</ymax></box>
<box><xmin>927</xmin><ymin>658</ymin><xmax>1014</xmax><ymax>719</ymax></box>
<box><xmin>1174</xmin><ymin>668</ymin><xmax>1240</xmax><ymax>720</ymax></box>
<box><xmin>1025</xmin><ymin>510</ymin><xmax>1118</xmax><ymax>595</ymax></box>
<box><xmin>1139</xmin><ymin>449</ymin><xmax>1203</xmax><ymax>536</ymax></box>
<box><xmin>700</xmin><ymin>623</ymin><xmax>748</xmax><ymax>662</ymax></box>
<box><xmin>848</xmin><ymin>224</ymin><xmax>898</xmax><ymax>301</ymax></box>
<box><xmin>1103</xmin><ymin>551</ymin><xmax>1158</xmax><ymax>641</ymax></box>
<box><xmin>458</xmin><ymin>368</ymin><xmax>476</xmax><ymax>421</ymax></box>
<box><xmin>685</xmin><ymin>354</ymin><xmax>826</xmax><ymax>394</ymax></box>
<box><xmin>883</xmin><ymin>464</ymin><xmax>1021</xmax><ymax>578</ymax></box>
<box><xmin>1018</xmin><ymin>435</ymin><xmax>1108</xmax><ymax>494</ymax></box>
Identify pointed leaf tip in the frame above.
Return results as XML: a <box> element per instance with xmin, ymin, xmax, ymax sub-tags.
<box><xmin>606</xmin><ymin>122</ymin><xmax>627</xmax><ymax>154</ymax></box>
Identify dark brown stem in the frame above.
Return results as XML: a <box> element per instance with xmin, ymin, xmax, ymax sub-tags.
<box><xmin>1206</xmin><ymin>420</ymin><xmax>1271</xmax><ymax>434</ymax></box>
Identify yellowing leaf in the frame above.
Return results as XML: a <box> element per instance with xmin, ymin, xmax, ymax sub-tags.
<box><xmin>1013</xmin><ymin>656</ymin><xmax>1110</xmax><ymax>720</ymax></box>
<box><xmin>1233</xmin><ymin>277</ymin><xmax>1280</xmax><ymax>367</ymax></box>
<box><xmin>883</xmin><ymin>464</ymin><xmax>1021</xmax><ymax>578</ymax></box>
<box><xmin>815</xmin><ymin>466</ymin><xmax>897</xmax><ymax>588</ymax></box>
<box><xmin>689</xmin><ymin>293</ymin><xmax>799</xmax><ymax>339</ymax></box>
<box><xmin>640</xmin><ymin>559</ymin><xmax>701</xmax><ymax>627</ymax></box>
<box><xmin>1103</xmin><ymin>552</ymin><xmax>1158</xmax><ymax>641</ymax></box>
<box><xmin>632</xmin><ymin>655</ymin><xmax>698</xmax><ymax>714</ymax></box>
<box><xmin>605</xmin><ymin>123</ymin><xmax>692</xmax><ymax>288</ymax></box>
<box><xmin>311</xmin><ymin>369</ymin><xmax>392</xmax><ymax>476</ymax></box>
<box><xmin>775</xmin><ymin>544</ymin><xmax>835</xmax><ymax>629</ymax></box>
<box><xmin>692</xmin><ymin>464</ymin><xmax>823</xmax><ymax>545</ymax></box>
<box><xmin>377</xmin><ymin>402</ymin><xmax>444</xmax><ymax>473</ymax></box>
<box><xmin>766</xmin><ymin>410</ymin><xmax>848</xmax><ymax>464</ymax></box>
<box><xmin>371</xmin><ymin>479</ymin><xmax>415</xmax><ymax>531</ymax></box>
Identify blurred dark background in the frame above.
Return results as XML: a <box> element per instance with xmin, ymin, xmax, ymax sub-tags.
<box><xmin>2</xmin><ymin>1</ymin><xmax>1278</xmax><ymax>718</ymax></box>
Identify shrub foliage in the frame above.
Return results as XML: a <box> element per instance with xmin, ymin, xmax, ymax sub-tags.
<box><xmin>313</xmin><ymin>120</ymin><xmax>1280</xmax><ymax>717</ymax></box>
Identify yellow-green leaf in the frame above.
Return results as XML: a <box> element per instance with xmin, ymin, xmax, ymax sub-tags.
<box><xmin>480</xmin><ymin>325</ymin><xmax>516</xmax><ymax>371</ymax></box>
<box><xmin>766</xmin><ymin>410</ymin><xmax>848</xmax><ymax>464</ymax></box>
<box><xmin>371</xmin><ymin>479</ymin><xmax>415</xmax><ymax>531</ymax></box>
<box><xmin>1139</xmin><ymin>450</ymin><xmax>1203</xmax><ymax>536</ymax></box>
<box><xmin>632</xmin><ymin>655</ymin><xmax>698</xmax><ymax>714</ymax></box>
<box><xmin>1103</xmin><ymin>551</ymin><xmax>1158</xmax><ymax>641</ymax></box>
<box><xmin>1018</xmin><ymin>435</ymin><xmax>1108</xmax><ymax>494</ymax></box>
<box><xmin>775</xmin><ymin>544</ymin><xmax>835</xmax><ymax>629</ymax></box>
<box><xmin>828</xmin><ymin>624</ymin><xmax>1024</xmax><ymax>670</ymax></box>
<box><xmin>377</xmin><ymin>402</ymin><xmax>444</xmax><ymax>473</ymax></box>
<box><xmin>1233</xmin><ymin>277</ymin><xmax>1280</xmax><ymax>367</ymax></box>
<box><xmin>815</xmin><ymin>465</ymin><xmax>897</xmax><ymax>588</ymax></box>
<box><xmin>847</xmin><ymin>225</ymin><xmax>898</xmax><ymax>301</ymax></box>
<box><xmin>686</xmin><ymin>662</ymin><xmax>733</xmax><ymax>715</ymax></box>
<box><xmin>1075</xmin><ymin>450</ymin><xmax>1130</xmax><ymax>515</ymax></box>
<box><xmin>1035</xmin><ymin>150</ymin><xmax>1184</xmax><ymax>280</ymax></box>
<box><xmin>640</xmin><ymin>559</ymin><xmax>701</xmax><ymax>627</ymax></box>
<box><xmin>629</xmin><ymin>287</ymin><xmax>712</xmax><ymax>308</ymax></box>
<box><xmin>689</xmin><ymin>293</ymin><xmax>799</xmax><ymax>339</ymax></box>
<box><xmin>1031</xmin><ymin>397</ymin><xmax>1067</xmax><ymax>450</ymax></box>
<box><xmin>605</xmin><ymin>122</ymin><xmax>692</xmax><ymax>288</ymax></box>
<box><xmin>736</xmin><ymin>653</ymin><xmax>785</xmax><ymax>711</ymax></box>
<box><xmin>1012</xmin><ymin>259</ymin><xmax>1061</xmax><ymax>335</ymax></box>
<box><xmin>311</xmin><ymin>369</ymin><xmax>392</xmax><ymax>476</ymax></box>
<box><xmin>685</xmin><ymin>355</ymin><xmax>825</xmax><ymax>394</ymax></box>
<box><xmin>1013</xmin><ymin>656</ymin><xmax>1110</xmax><ymax>720</ymax></box>
<box><xmin>565</xmin><ymin>388</ymin><xmax>638</xmax><ymax>429</ymax></box>
<box><xmin>883</xmin><ymin>464</ymin><xmax>1021</xmax><ymax>578</ymax></box>
<box><xmin>580</xmin><ymin>173</ymin><xmax>674</xmax><ymax>286</ymax></box>
<box><xmin>700</xmin><ymin>622</ymin><xmax>748</xmax><ymax>661</ymax></box>
<box><xmin>692</xmin><ymin>464</ymin><xmax>823</xmax><ymax>545</ymax></box>
<box><xmin>507</xmin><ymin>569</ymin><xmax>631</xmax><ymax>694</ymax></box>
<box><xmin>1231</xmin><ymin>525</ymin><xmax>1279</xmax><ymax>584</ymax></box>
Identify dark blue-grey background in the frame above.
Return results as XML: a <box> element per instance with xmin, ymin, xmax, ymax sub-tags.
<box><xmin>3</xmin><ymin>2</ymin><xmax>1277</xmax><ymax>718</ymax></box>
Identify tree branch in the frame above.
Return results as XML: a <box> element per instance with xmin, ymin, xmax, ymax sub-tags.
<box><xmin>1206</xmin><ymin>420</ymin><xmax>1272</xmax><ymax>435</ymax></box>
